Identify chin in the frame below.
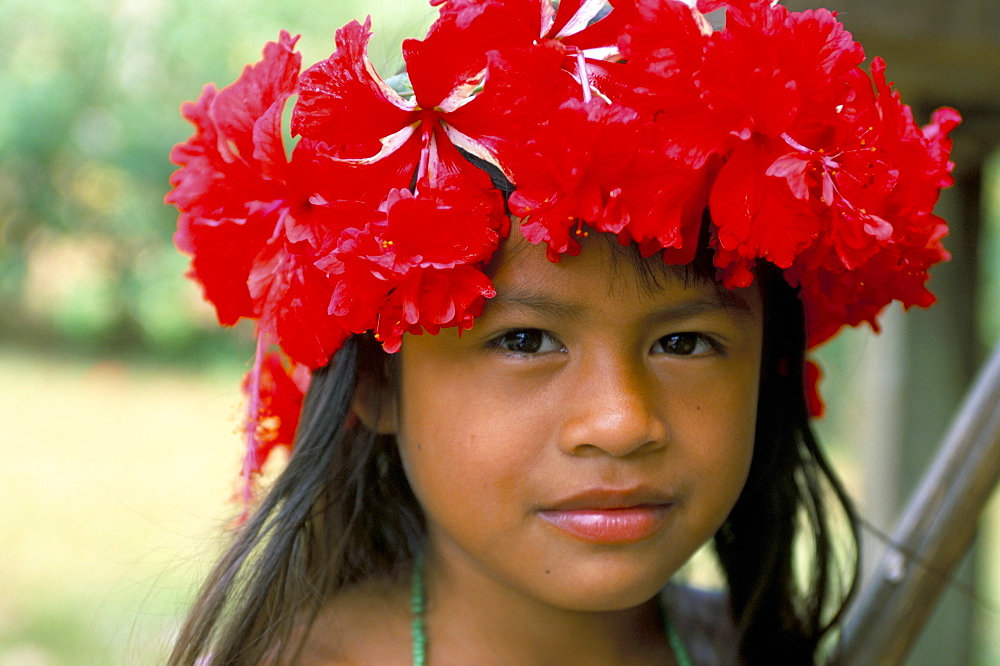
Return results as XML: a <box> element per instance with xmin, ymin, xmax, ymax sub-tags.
<box><xmin>532</xmin><ymin>554</ymin><xmax>682</xmax><ymax>613</ymax></box>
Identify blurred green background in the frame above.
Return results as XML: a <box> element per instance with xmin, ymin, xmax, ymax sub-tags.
<box><xmin>0</xmin><ymin>0</ymin><xmax>997</xmax><ymax>663</ymax></box>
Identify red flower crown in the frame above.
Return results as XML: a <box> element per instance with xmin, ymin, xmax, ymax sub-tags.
<box><xmin>166</xmin><ymin>0</ymin><xmax>959</xmax><ymax>500</ymax></box>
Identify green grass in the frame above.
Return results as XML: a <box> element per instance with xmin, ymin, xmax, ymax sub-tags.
<box><xmin>0</xmin><ymin>350</ymin><xmax>242</xmax><ymax>664</ymax></box>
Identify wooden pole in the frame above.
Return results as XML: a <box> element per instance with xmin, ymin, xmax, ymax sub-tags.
<box><xmin>834</xmin><ymin>343</ymin><xmax>1000</xmax><ymax>664</ymax></box>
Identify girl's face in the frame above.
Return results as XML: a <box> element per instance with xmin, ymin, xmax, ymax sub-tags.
<box><xmin>392</xmin><ymin>229</ymin><xmax>763</xmax><ymax>613</ymax></box>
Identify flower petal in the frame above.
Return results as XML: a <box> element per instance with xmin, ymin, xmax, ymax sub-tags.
<box><xmin>294</xmin><ymin>18</ymin><xmax>417</xmax><ymax>158</ymax></box>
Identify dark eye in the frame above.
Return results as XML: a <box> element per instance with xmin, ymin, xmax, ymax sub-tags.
<box><xmin>652</xmin><ymin>333</ymin><xmax>713</xmax><ymax>356</ymax></box>
<box><xmin>490</xmin><ymin>329</ymin><xmax>562</xmax><ymax>354</ymax></box>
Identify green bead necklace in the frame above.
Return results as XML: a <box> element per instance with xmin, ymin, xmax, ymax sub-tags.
<box><xmin>409</xmin><ymin>554</ymin><xmax>692</xmax><ymax>666</ymax></box>
<box><xmin>410</xmin><ymin>552</ymin><xmax>427</xmax><ymax>666</ymax></box>
<box><xmin>661</xmin><ymin>596</ymin><xmax>694</xmax><ymax>666</ymax></box>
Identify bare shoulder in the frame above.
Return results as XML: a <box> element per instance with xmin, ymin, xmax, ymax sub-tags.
<box><xmin>294</xmin><ymin>578</ymin><xmax>411</xmax><ymax>665</ymax></box>
<box><xmin>661</xmin><ymin>585</ymin><xmax>740</xmax><ymax>666</ymax></box>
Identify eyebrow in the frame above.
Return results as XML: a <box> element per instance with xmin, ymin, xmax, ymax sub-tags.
<box><xmin>487</xmin><ymin>291</ymin><xmax>588</xmax><ymax>321</ymax></box>
<box><xmin>487</xmin><ymin>285</ymin><xmax>755</xmax><ymax>323</ymax></box>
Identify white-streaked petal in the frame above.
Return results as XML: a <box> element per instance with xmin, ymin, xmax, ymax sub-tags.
<box><xmin>333</xmin><ymin>124</ymin><xmax>418</xmax><ymax>165</ymax></box>
<box><xmin>437</xmin><ymin>67</ymin><xmax>488</xmax><ymax>114</ymax></box>
<box><xmin>440</xmin><ymin>123</ymin><xmax>511</xmax><ymax>178</ymax></box>
<box><xmin>364</xmin><ymin>56</ymin><xmax>417</xmax><ymax>112</ymax></box>
<box><xmin>581</xmin><ymin>45</ymin><xmax>619</xmax><ymax>62</ymax></box>
<box><xmin>555</xmin><ymin>0</ymin><xmax>609</xmax><ymax>38</ymax></box>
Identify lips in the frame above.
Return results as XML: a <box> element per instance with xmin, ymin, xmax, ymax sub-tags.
<box><xmin>537</xmin><ymin>489</ymin><xmax>675</xmax><ymax>544</ymax></box>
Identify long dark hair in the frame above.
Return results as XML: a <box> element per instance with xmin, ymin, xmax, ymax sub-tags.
<box><xmin>168</xmin><ymin>250</ymin><xmax>859</xmax><ymax>666</ymax></box>
<box><xmin>718</xmin><ymin>261</ymin><xmax>860</xmax><ymax>662</ymax></box>
<box><xmin>168</xmin><ymin>334</ymin><xmax>426</xmax><ymax>665</ymax></box>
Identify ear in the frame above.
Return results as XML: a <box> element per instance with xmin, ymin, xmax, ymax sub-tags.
<box><xmin>351</xmin><ymin>373</ymin><xmax>397</xmax><ymax>435</ymax></box>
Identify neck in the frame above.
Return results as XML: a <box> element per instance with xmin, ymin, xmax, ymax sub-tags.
<box><xmin>420</xmin><ymin>550</ymin><xmax>675</xmax><ymax>666</ymax></box>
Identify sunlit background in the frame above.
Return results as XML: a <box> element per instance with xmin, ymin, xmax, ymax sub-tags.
<box><xmin>0</xmin><ymin>0</ymin><xmax>997</xmax><ymax>663</ymax></box>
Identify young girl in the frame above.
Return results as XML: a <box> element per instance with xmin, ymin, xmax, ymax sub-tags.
<box><xmin>165</xmin><ymin>0</ymin><xmax>960</xmax><ymax>663</ymax></box>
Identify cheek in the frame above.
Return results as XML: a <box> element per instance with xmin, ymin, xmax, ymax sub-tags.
<box><xmin>704</xmin><ymin>382</ymin><xmax>758</xmax><ymax>467</ymax></box>
<box><xmin>396</xmin><ymin>337</ymin><xmax>546</xmax><ymax>486</ymax></box>
<box><xmin>394</xmin><ymin>376</ymin><xmax>528</xmax><ymax>522</ymax></box>
<box><xmin>670</xmin><ymin>363</ymin><xmax>759</xmax><ymax>504</ymax></box>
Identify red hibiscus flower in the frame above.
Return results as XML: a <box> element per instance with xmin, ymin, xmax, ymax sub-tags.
<box><xmin>507</xmin><ymin>99</ymin><xmax>708</xmax><ymax>262</ymax></box>
<box><xmin>325</xmin><ymin>176</ymin><xmax>503</xmax><ymax>351</ymax></box>
<box><xmin>167</xmin><ymin>31</ymin><xmax>350</xmax><ymax>369</ymax></box>
<box><xmin>769</xmin><ymin>58</ymin><xmax>957</xmax><ymax>345</ymax></box>
<box><xmin>293</xmin><ymin>17</ymin><xmax>503</xmax><ymax>192</ymax></box>
<box><xmin>239</xmin><ymin>350</ymin><xmax>310</xmax><ymax>502</ymax></box>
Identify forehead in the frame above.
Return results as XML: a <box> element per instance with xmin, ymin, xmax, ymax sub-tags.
<box><xmin>487</xmin><ymin>229</ymin><xmax>755</xmax><ymax>316</ymax></box>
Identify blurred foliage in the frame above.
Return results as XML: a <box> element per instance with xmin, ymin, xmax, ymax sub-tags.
<box><xmin>0</xmin><ymin>0</ymin><xmax>433</xmax><ymax>363</ymax></box>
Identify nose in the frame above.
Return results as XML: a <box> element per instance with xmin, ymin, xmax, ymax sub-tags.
<box><xmin>557</xmin><ymin>350</ymin><xmax>670</xmax><ymax>458</ymax></box>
